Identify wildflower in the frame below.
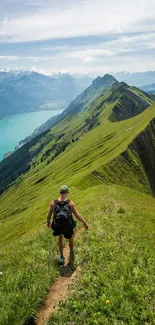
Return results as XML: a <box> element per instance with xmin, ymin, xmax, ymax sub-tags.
<box><xmin>15</xmin><ymin>293</ymin><xmax>19</xmax><ymax>297</ymax></box>
<box><xmin>106</xmin><ymin>300</ymin><xmax>110</xmax><ymax>304</ymax></box>
<box><xmin>0</xmin><ymin>271</ymin><xmax>3</xmax><ymax>275</ymax></box>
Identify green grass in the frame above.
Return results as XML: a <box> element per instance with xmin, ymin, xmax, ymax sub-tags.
<box><xmin>48</xmin><ymin>184</ymin><xmax>155</xmax><ymax>325</ymax></box>
<box><xmin>0</xmin><ymin>230</ymin><xmax>58</xmax><ymax>325</ymax></box>
<box><xmin>0</xmin><ymin>184</ymin><xmax>155</xmax><ymax>324</ymax></box>
<box><xmin>0</xmin><ymin>83</ymin><xmax>155</xmax><ymax>324</ymax></box>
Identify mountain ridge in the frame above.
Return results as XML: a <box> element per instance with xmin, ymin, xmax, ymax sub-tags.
<box><xmin>15</xmin><ymin>74</ymin><xmax>118</xmax><ymax>144</ymax></box>
<box><xmin>0</xmin><ymin>74</ymin><xmax>155</xmax><ymax>195</ymax></box>
<box><xmin>0</xmin><ymin>73</ymin><xmax>155</xmax><ymax>325</ymax></box>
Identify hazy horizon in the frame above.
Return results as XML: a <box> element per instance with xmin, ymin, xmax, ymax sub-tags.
<box><xmin>0</xmin><ymin>0</ymin><xmax>155</xmax><ymax>75</ymax></box>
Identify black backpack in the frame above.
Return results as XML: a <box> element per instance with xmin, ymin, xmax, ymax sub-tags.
<box><xmin>52</xmin><ymin>200</ymin><xmax>75</xmax><ymax>231</ymax></box>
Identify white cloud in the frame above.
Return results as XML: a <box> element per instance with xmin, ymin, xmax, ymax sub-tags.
<box><xmin>1</xmin><ymin>29</ymin><xmax>155</xmax><ymax>75</ymax></box>
<box><xmin>45</xmin><ymin>32</ymin><xmax>155</xmax><ymax>65</ymax></box>
<box><xmin>99</xmin><ymin>33</ymin><xmax>155</xmax><ymax>54</ymax></box>
<box><xmin>59</xmin><ymin>69</ymin><xmax>69</xmax><ymax>74</ymax></box>
<box><xmin>2</xmin><ymin>30</ymin><xmax>155</xmax><ymax>64</ymax></box>
<box><xmin>0</xmin><ymin>0</ymin><xmax>155</xmax><ymax>43</ymax></box>
<box><xmin>0</xmin><ymin>55</ymin><xmax>19</xmax><ymax>60</ymax></box>
<box><xmin>84</xmin><ymin>56</ymin><xmax>95</xmax><ymax>63</ymax></box>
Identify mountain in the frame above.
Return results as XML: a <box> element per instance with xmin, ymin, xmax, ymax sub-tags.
<box><xmin>0</xmin><ymin>74</ymin><xmax>155</xmax><ymax>193</ymax></box>
<box><xmin>108</xmin><ymin>82</ymin><xmax>155</xmax><ymax>121</ymax></box>
<box><xmin>18</xmin><ymin>74</ymin><xmax>118</xmax><ymax>143</ymax></box>
<box><xmin>19</xmin><ymin>76</ymin><xmax>155</xmax><ymax>145</ymax></box>
<box><xmin>140</xmin><ymin>82</ymin><xmax>155</xmax><ymax>94</ymax></box>
<box><xmin>0</xmin><ymin>73</ymin><xmax>155</xmax><ymax>325</ymax></box>
<box><xmin>0</xmin><ymin>70</ymin><xmax>92</xmax><ymax>118</ymax></box>
<box><xmin>114</xmin><ymin>71</ymin><xmax>155</xmax><ymax>87</ymax></box>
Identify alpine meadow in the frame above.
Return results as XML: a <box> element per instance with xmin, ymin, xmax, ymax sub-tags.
<box><xmin>0</xmin><ymin>74</ymin><xmax>155</xmax><ymax>325</ymax></box>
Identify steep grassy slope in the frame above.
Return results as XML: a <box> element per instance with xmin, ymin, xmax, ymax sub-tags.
<box><xmin>20</xmin><ymin>78</ymin><xmax>155</xmax><ymax>144</ymax></box>
<box><xmin>1</xmin><ymin>104</ymin><xmax>155</xmax><ymax>235</ymax></box>
<box><xmin>83</xmin><ymin>116</ymin><xmax>155</xmax><ymax>195</ymax></box>
<box><xmin>0</xmin><ymin>184</ymin><xmax>155</xmax><ymax>325</ymax></box>
<box><xmin>0</xmin><ymin>76</ymin><xmax>155</xmax><ymax>324</ymax></box>
<box><xmin>0</xmin><ymin>76</ymin><xmax>154</xmax><ymax>194</ymax></box>
<box><xmin>49</xmin><ymin>184</ymin><xmax>155</xmax><ymax>325</ymax></box>
<box><xmin>1</xmin><ymin>102</ymin><xmax>155</xmax><ymax>247</ymax></box>
<box><xmin>0</xmin><ymin>107</ymin><xmax>155</xmax><ymax>243</ymax></box>
<box><xmin>108</xmin><ymin>83</ymin><xmax>154</xmax><ymax>121</ymax></box>
<box><xmin>0</xmin><ymin>74</ymin><xmax>117</xmax><ymax>193</ymax></box>
<box><xmin>17</xmin><ymin>74</ymin><xmax>118</xmax><ymax>143</ymax></box>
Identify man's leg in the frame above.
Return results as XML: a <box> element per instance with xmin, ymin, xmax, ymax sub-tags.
<box><xmin>69</xmin><ymin>235</ymin><xmax>75</xmax><ymax>268</ymax></box>
<box><xmin>69</xmin><ymin>235</ymin><xmax>74</xmax><ymax>251</ymax></box>
<box><xmin>58</xmin><ymin>234</ymin><xmax>63</xmax><ymax>256</ymax></box>
<box><xmin>58</xmin><ymin>234</ymin><xmax>65</xmax><ymax>265</ymax></box>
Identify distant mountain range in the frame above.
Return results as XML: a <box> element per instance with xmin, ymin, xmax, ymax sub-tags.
<box><xmin>114</xmin><ymin>71</ymin><xmax>155</xmax><ymax>87</ymax></box>
<box><xmin>0</xmin><ymin>70</ymin><xmax>92</xmax><ymax>119</ymax></box>
<box><xmin>140</xmin><ymin>83</ymin><xmax>155</xmax><ymax>94</ymax></box>
<box><xmin>1</xmin><ymin>69</ymin><xmax>155</xmax><ymax>120</ymax></box>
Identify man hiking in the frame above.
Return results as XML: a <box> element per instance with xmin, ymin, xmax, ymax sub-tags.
<box><xmin>46</xmin><ymin>185</ymin><xmax>88</xmax><ymax>266</ymax></box>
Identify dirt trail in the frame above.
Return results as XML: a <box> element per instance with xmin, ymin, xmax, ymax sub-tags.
<box><xmin>36</xmin><ymin>227</ymin><xmax>83</xmax><ymax>325</ymax></box>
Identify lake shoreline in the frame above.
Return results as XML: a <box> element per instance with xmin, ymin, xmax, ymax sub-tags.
<box><xmin>0</xmin><ymin>108</ymin><xmax>63</xmax><ymax>121</ymax></box>
<box><xmin>0</xmin><ymin>109</ymin><xmax>63</xmax><ymax>161</ymax></box>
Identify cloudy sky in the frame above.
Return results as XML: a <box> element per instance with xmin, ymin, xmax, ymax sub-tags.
<box><xmin>0</xmin><ymin>0</ymin><xmax>155</xmax><ymax>75</ymax></box>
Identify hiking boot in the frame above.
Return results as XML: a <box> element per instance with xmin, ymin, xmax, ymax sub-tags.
<box><xmin>58</xmin><ymin>255</ymin><xmax>65</xmax><ymax>266</ymax></box>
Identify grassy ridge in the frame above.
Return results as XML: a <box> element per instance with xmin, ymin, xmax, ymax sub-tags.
<box><xmin>49</xmin><ymin>184</ymin><xmax>155</xmax><ymax>325</ymax></box>
<box><xmin>1</xmin><ymin>79</ymin><xmax>154</xmax><ymax>194</ymax></box>
<box><xmin>0</xmin><ymin>184</ymin><xmax>155</xmax><ymax>324</ymax></box>
<box><xmin>1</xmin><ymin>104</ymin><xmax>155</xmax><ymax>247</ymax></box>
<box><xmin>0</xmin><ymin>81</ymin><xmax>155</xmax><ymax>324</ymax></box>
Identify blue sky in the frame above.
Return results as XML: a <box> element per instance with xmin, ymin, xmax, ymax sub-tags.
<box><xmin>0</xmin><ymin>0</ymin><xmax>155</xmax><ymax>76</ymax></box>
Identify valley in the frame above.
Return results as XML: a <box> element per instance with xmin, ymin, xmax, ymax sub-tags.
<box><xmin>0</xmin><ymin>70</ymin><xmax>92</xmax><ymax>119</ymax></box>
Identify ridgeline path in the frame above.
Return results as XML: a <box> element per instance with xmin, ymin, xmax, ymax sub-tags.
<box><xmin>36</xmin><ymin>227</ymin><xmax>84</xmax><ymax>325</ymax></box>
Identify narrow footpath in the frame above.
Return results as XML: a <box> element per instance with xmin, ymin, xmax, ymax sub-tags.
<box><xmin>36</xmin><ymin>227</ymin><xmax>84</xmax><ymax>325</ymax></box>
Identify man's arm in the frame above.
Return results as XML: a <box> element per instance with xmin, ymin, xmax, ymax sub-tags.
<box><xmin>70</xmin><ymin>201</ymin><xmax>88</xmax><ymax>230</ymax></box>
<box><xmin>46</xmin><ymin>201</ymin><xmax>54</xmax><ymax>227</ymax></box>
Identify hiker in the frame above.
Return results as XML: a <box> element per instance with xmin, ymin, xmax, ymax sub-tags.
<box><xmin>46</xmin><ymin>185</ymin><xmax>88</xmax><ymax>266</ymax></box>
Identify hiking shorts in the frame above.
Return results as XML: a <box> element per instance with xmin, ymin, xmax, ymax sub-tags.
<box><xmin>52</xmin><ymin>228</ymin><xmax>74</xmax><ymax>239</ymax></box>
<box><xmin>63</xmin><ymin>228</ymin><xmax>74</xmax><ymax>239</ymax></box>
<box><xmin>51</xmin><ymin>220</ymin><xmax>76</xmax><ymax>239</ymax></box>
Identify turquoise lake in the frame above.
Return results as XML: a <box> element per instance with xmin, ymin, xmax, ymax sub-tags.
<box><xmin>0</xmin><ymin>110</ymin><xmax>63</xmax><ymax>161</ymax></box>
